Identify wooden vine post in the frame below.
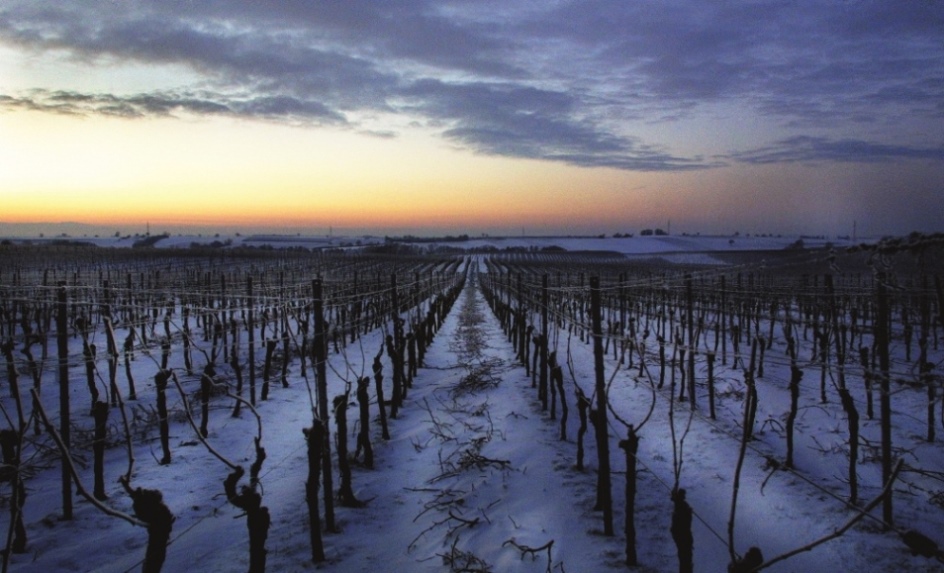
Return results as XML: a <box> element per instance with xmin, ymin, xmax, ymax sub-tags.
<box><xmin>619</xmin><ymin>425</ymin><xmax>639</xmax><ymax>565</ymax></box>
<box><xmin>200</xmin><ymin>364</ymin><xmax>214</xmax><ymax>439</ymax></box>
<box><xmin>355</xmin><ymin>376</ymin><xmax>374</xmax><ymax>467</ymax></box>
<box><xmin>575</xmin><ymin>387</ymin><xmax>589</xmax><ymax>471</ymax></box>
<box><xmin>540</xmin><ymin>273</ymin><xmax>549</xmax><ymax>412</ymax></box>
<box><xmin>550</xmin><ymin>354</ymin><xmax>567</xmax><ymax>440</ymax></box>
<box><xmin>372</xmin><ymin>345</ymin><xmax>390</xmax><ymax>440</ymax></box>
<box><xmin>728</xmin><ymin>337</ymin><xmax>759</xmax><ymax>564</ymax></box>
<box><xmin>231</xmin><ymin>316</ymin><xmax>244</xmax><ymax>418</ymax></box>
<box><xmin>784</xmin><ymin>319</ymin><xmax>802</xmax><ymax>469</ymax></box>
<box><xmin>706</xmin><ymin>351</ymin><xmax>717</xmax><ymax>420</ymax></box>
<box><xmin>248</xmin><ymin>275</ymin><xmax>257</xmax><ymax>406</ymax></box>
<box><xmin>123</xmin><ymin>327</ymin><xmax>137</xmax><ymax>400</ymax></box>
<box><xmin>389</xmin><ymin>272</ymin><xmax>403</xmax><ymax>417</ymax></box>
<box><xmin>1</xmin><ymin>340</ymin><xmax>25</xmax><ymax>434</ymax></box>
<box><xmin>720</xmin><ymin>275</ymin><xmax>728</xmax><ymax>366</ymax></box>
<box><xmin>589</xmin><ymin>276</ymin><xmax>614</xmax><ymax>536</ymax></box>
<box><xmin>261</xmin><ymin>338</ymin><xmax>276</xmax><ymax>401</ymax></box>
<box><xmin>103</xmin><ymin>316</ymin><xmax>120</xmax><ymax>407</ymax></box>
<box><xmin>304</xmin><ymin>421</ymin><xmax>325</xmax><ymax>562</ymax></box>
<box><xmin>56</xmin><ymin>282</ymin><xmax>73</xmax><ymax>520</ymax></box>
<box><xmin>0</xmin><ymin>429</ymin><xmax>27</xmax><ymax>556</ymax></box>
<box><xmin>311</xmin><ymin>279</ymin><xmax>336</xmax><ymax>535</ymax></box>
<box><xmin>156</xmin><ymin>370</ymin><xmax>172</xmax><ymax>465</ymax></box>
<box><xmin>517</xmin><ymin>273</ymin><xmax>526</xmax><ymax>372</ymax></box>
<box><xmin>686</xmin><ymin>273</ymin><xmax>696</xmax><ymax>408</ymax></box>
<box><xmin>919</xmin><ymin>274</ymin><xmax>934</xmax><ymax>442</ymax></box>
<box><xmin>92</xmin><ymin>401</ymin><xmax>109</xmax><ymax>501</ymax></box>
<box><xmin>826</xmin><ymin>275</ymin><xmax>846</xmax><ymax>390</ymax></box>
<box><xmin>875</xmin><ymin>272</ymin><xmax>893</xmax><ymax>528</ymax></box>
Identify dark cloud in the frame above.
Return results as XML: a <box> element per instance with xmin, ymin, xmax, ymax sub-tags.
<box><xmin>730</xmin><ymin>136</ymin><xmax>944</xmax><ymax>165</ymax></box>
<box><xmin>0</xmin><ymin>89</ymin><xmax>347</xmax><ymax>125</ymax></box>
<box><xmin>231</xmin><ymin>96</ymin><xmax>346</xmax><ymax>124</ymax></box>
<box><xmin>168</xmin><ymin>0</ymin><xmax>528</xmax><ymax>78</ymax></box>
<box><xmin>0</xmin><ymin>0</ymin><xmax>942</xmax><ymax>170</ymax></box>
<box><xmin>402</xmin><ymin>75</ymin><xmax>725</xmax><ymax>171</ymax></box>
<box><xmin>400</xmin><ymin>78</ymin><xmax>720</xmax><ymax>170</ymax></box>
<box><xmin>526</xmin><ymin>1</ymin><xmax>944</xmax><ymax>125</ymax></box>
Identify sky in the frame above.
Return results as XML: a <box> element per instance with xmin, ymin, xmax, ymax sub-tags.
<box><xmin>0</xmin><ymin>0</ymin><xmax>942</xmax><ymax>238</ymax></box>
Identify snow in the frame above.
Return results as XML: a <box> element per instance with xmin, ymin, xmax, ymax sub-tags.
<box><xmin>2</xmin><ymin>272</ymin><xmax>620</xmax><ymax>572</ymax></box>
<box><xmin>448</xmin><ymin>235</ymin><xmax>823</xmax><ymax>254</ymax></box>
<box><xmin>0</xmin><ymin>231</ymin><xmax>845</xmax><ymax>257</ymax></box>
<box><xmin>1</xmin><ymin>238</ymin><xmax>942</xmax><ymax>573</ymax></box>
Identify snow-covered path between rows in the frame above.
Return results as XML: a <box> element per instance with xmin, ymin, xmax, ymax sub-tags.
<box><xmin>293</xmin><ymin>273</ymin><xmax>624</xmax><ymax>572</ymax></box>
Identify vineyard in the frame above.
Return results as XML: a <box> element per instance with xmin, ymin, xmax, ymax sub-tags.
<box><xmin>0</xmin><ymin>236</ymin><xmax>943</xmax><ymax>572</ymax></box>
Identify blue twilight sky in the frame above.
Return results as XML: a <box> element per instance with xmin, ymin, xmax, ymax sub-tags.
<box><xmin>0</xmin><ymin>1</ymin><xmax>942</xmax><ymax>237</ymax></box>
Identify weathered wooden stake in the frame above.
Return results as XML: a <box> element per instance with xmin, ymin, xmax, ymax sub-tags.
<box><xmin>875</xmin><ymin>272</ymin><xmax>893</xmax><ymax>528</ymax></box>
<box><xmin>619</xmin><ymin>426</ymin><xmax>639</xmax><ymax>565</ymax></box>
<box><xmin>312</xmin><ymin>279</ymin><xmax>336</xmax><ymax>532</ymax></box>
<box><xmin>57</xmin><ymin>282</ymin><xmax>73</xmax><ymax>519</ymax></box>
<box><xmin>590</xmin><ymin>276</ymin><xmax>613</xmax><ymax>536</ymax></box>
<box><xmin>304</xmin><ymin>422</ymin><xmax>325</xmax><ymax>563</ymax></box>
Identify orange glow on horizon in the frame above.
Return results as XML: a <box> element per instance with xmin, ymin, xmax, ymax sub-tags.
<box><xmin>9</xmin><ymin>108</ymin><xmax>862</xmax><ymax>235</ymax></box>
<box><xmin>0</xmin><ymin>109</ymin><xmax>664</xmax><ymax>234</ymax></box>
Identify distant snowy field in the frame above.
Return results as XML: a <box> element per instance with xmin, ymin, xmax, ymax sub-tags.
<box><xmin>1</xmin><ymin>231</ymin><xmax>850</xmax><ymax>265</ymax></box>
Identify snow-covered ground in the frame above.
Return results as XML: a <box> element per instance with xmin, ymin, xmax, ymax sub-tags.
<box><xmin>1</xmin><ymin>247</ymin><xmax>942</xmax><ymax>573</ymax></box>
<box><xmin>2</xmin><ymin>271</ymin><xmax>628</xmax><ymax>572</ymax></box>
<box><xmin>435</xmin><ymin>234</ymin><xmax>838</xmax><ymax>253</ymax></box>
<box><xmin>0</xmin><ymin>229</ymin><xmax>847</xmax><ymax>263</ymax></box>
